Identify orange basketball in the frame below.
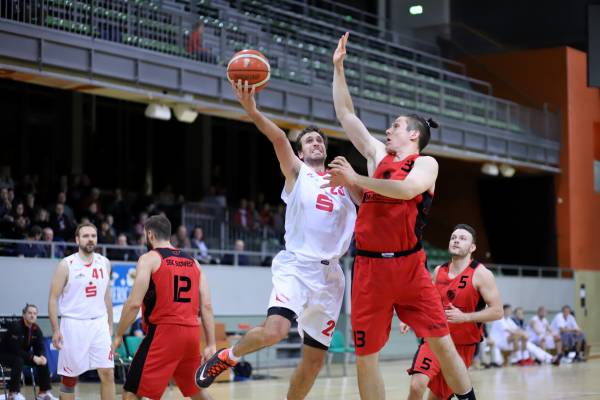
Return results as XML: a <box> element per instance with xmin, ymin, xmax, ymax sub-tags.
<box><xmin>227</xmin><ymin>49</ymin><xmax>270</xmax><ymax>92</ymax></box>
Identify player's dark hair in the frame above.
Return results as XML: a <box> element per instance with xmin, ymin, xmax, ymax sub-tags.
<box><xmin>453</xmin><ymin>223</ymin><xmax>477</xmax><ymax>244</ymax></box>
<box><xmin>22</xmin><ymin>303</ymin><xmax>37</xmax><ymax>314</ymax></box>
<box><xmin>144</xmin><ymin>215</ymin><xmax>172</xmax><ymax>241</ymax></box>
<box><xmin>402</xmin><ymin>114</ymin><xmax>438</xmax><ymax>151</ymax></box>
<box><xmin>75</xmin><ymin>222</ymin><xmax>97</xmax><ymax>237</ymax></box>
<box><xmin>294</xmin><ymin>125</ymin><xmax>328</xmax><ymax>153</ymax></box>
<box><xmin>503</xmin><ymin>304</ymin><xmax>511</xmax><ymax>310</ymax></box>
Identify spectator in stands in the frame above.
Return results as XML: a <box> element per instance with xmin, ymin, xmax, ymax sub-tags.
<box><xmin>42</xmin><ymin>227</ymin><xmax>63</xmax><ymax>258</ymax></box>
<box><xmin>511</xmin><ymin>307</ymin><xmax>526</xmax><ymax>329</ymax></box>
<box><xmin>186</xmin><ymin>22</ymin><xmax>215</xmax><ymax>63</ymax></box>
<box><xmin>133</xmin><ymin>233</ymin><xmax>146</xmax><ymax>258</ymax></box>
<box><xmin>0</xmin><ymin>187</ymin><xmax>10</xmax><ymax>218</ymax></box>
<box><xmin>172</xmin><ymin>224</ymin><xmax>191</xmax><ymax>249</ymax></box>
<box><xmin>11</xmin><ymin>215</ymin><xmax>29</xmax><ymax>240</ymax></box>
<box><xmin>260</xmin><ymin>203</ymin><xmax>275</xmax><ymax>230</ymax></box>
<box><xmin>11</xmin><ymin>202</ymin><xmax>27</xmax><ymax>224</ymax></box>
<box><xmin>489</xmin><ymin>304</ymin><xmax>530</xmax><ymax>364</ymax></box>
<box><xmin>84</xmin><ymin>201</ymin><xmax>101</xmax><ymax>226</ymax></box>
<box><xmin>191</xmin><ymin>227</ymin><xmax>211</xmax><ymax>264</ymax></box>
<box><xmin>0</xmin><ymin>165</ymin><xmax>15</xmax><ymax>189</ymax></box>
<box><xmin>106</xmin><ymin>188</ymin><xmax>130</xmax><ymax>232</ymax></box>
<box><xmin>81</xmin><ymin>187</ymin><xmax>101</xmax><ymax>215</ymax></box>
<box><xmin>247</xmin><ymin>200</ymin><xmax>260</xmax><ymax>230</ymax></box>
<box><xmin>108</xmin><ymin>233</ymin><xmax>137</xmax><ymax>262</ymax></box>
<box><xmin>273</xmin><ymin>204</ymin><xmax>285</xmax><ymax>239</ymax></box>
<box><xmin>50</xmin><ymin>203</ymin><xmax>74</xmax><ymax>241</ymax></box>
<box><xmin>202</xmin><ymin>185</ymin><xmax>226</xmax><ymax>207</ymax></box>
<box><xmin>0</xmin><ymin>304</ymin><xmax>57</xmax><ymax>400</ymax></box>
<box><xmin>32</xmin><ymin>207</ymin><xmax>50</xmax><ymax>229</ymax></box>
<box><xmin>132</xmin><ymin>211</ymin><xmax>148</xmax><ymax>237</ymax></box>
<box><xmin>551</xmin><ymin>305</ymin><xmax>588</xmax><ymax>361</ymax></box>
<box><xmin>16</xmin><ymin>225</ymin><xmax>46</xmax><ymax>258</ymax></box>
<box><xmin>232</xmin><ymin>198</ymin><xmax>251</xmax><ymax>230</ymax></box>
<box><xmin>527</xmin><ymin>306</ymin><xmax>561</xmax><ymax>353</ymax></box>
<box><xmin>98</xmin><ymin>220</ymin><xmax>116</xmax><ymax>244</ymax></box>
<box><xmin>24</xmin><ymin>193</ymin><xmax>36</xmax><ymax>218</ymax></box>
<box><xmin>53</xmin><ymin>191</ymin><xmax>76</xmax><ymax>222</ymax></box>
<box><xmin>222</xmin><ymin>239</ymin><xmax>250</xmax><ymax>266</ymax></box>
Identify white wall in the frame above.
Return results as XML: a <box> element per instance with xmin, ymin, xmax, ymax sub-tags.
<box><xmin>0</xmin><ymin>257</ymin><xmax>575</xmax><ymax>317</ymax></box>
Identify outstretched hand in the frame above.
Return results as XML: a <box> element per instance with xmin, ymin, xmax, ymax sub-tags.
<box><xmin>231</xmin><ymin>79</ymin><xmax>257</xmax><ymax>114</ymax></box>
<box><xmin>333</xmin><ymin>32</ymin><xmax>349</xmax><ymax>66</ymax></box>
<box><xmin>321</xmin><ymin>156</ymin><xmax>358</xmax><ymax>189</ymax></box>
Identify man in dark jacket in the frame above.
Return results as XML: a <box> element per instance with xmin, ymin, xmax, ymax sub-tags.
<box><xmin>0</xmin><ymin>304</ymin><xmax>57</xmax><ymax>400</ymax></box>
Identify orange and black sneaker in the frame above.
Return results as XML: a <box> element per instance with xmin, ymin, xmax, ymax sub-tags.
<box><xmin>195</xmin><ymin>348</ymin><xmax>237</xmax><ymax>388</ymax></box>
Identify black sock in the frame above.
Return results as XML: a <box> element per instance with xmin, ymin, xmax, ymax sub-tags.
<box><xmin>456</xmin><ymin>388</ymin><xmax>476</xmax><ymax>400</ymax></box>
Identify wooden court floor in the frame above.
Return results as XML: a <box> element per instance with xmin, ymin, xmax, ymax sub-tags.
<box><xmin>17</xmin><ymin>359</ymin><xmax>600</xmax><ymax>399</ymax></box>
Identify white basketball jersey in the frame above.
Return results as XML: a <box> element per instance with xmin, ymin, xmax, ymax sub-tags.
<box><xmin>59</xmin><ymin>252</ymin><xmax>110</xmax><ymax>319</ymax></box>
<box><xmin>282</xmin><ymin>163</ymin><xmax>356</xmax><ymax>262</ymax></box>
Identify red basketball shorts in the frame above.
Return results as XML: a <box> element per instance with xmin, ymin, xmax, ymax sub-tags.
<box><xmin>124</xmin><ymin>324</ymin><xmax>202</xmax><ymax>399</ymax></box>
<box><xmin>407</xmin><ymin>341</ymin><xmax>477</xmax><ymax>399</ymax></box>
<box><xmin>351</xmin><ymin>251</ymin><xmax>448</xmax><ymax>355</ymax></box>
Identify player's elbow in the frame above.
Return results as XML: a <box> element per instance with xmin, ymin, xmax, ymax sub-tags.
<box><xmin>491</xmin><ymin>306</ymin><xmax>503</xmax><ymax>321</ymax></box>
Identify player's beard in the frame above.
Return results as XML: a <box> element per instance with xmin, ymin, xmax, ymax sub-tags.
<box><xmin>449</xmin><ymin>247</ymin><xmax>470</xmax><ymax>258</ymax></box>
<box><xmin>79</xmin><ymin>242</ymin><xmax>95</xmax><ymax>254</ymax></box>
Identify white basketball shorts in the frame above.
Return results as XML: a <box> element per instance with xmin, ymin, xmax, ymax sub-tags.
<box><xmin>58</xmin><ymin>316</ymin><xmax>114</xmax><ymax>376</ymax></box>
<box><xmin>268</xmin><ymin>250</ymin><xmax>345</xmax><ymax>348</ymax></box>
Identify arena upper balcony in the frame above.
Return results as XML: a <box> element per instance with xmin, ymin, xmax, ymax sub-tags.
<box><xmin>0</xmin><ymin>0</ymin><xmax>560</xmax><ymax>172</ymax></box>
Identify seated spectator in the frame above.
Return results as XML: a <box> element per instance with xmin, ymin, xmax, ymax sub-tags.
<box><xmin>527</xmin><ymin>306</ymin><xmax>561</xmax><ymax>353</ymax></box>
<box><xmin>50</xmin><ymin>203</ymin><xmax>74</xmax><ymax>241</ymax></box>
<box><xmin>191</xmin><ymin>227</ymin><xmax>211</xmax><ymax>264</ymax></box>
<box><xmin>0</xmin><ymin>304</ymin><xmax>57</xmax><ymax>400</ymax></box>
<box><xmin>53</xmin><ymin>191</ymin><xmax>76</xmax><ymax>222</ymax></box>
<box><xmin>511</xmin><ymin>307</ymin><xmax>526</xmax><ymax>329</ymax></box>
<box><xmin>9</xmin><ymin>215</ymin><xmax>29</xmax><ymax>239</ymax></box>
<box><xmin>222</xmin><ymin>239</ymin><xmax>250</xmax><ymax>266</ymax></box>
<box><xmin>172</xmin><ymin>225</ymin><xmax>191</xmax><ymax>249</ymax></box>
<box><xmin>186</xmin><ymin>22</ymin><xmax>216</xmax><ymax>63</ymax></box>
<box><xmin>98</xmin><ymin>220</ymin><xmax>115</xmax><ymax>244</ymax></box>
<box><xmin>16</xmin><ymin>225</ymin><xmax>46</xmax><ymax>258</ymax></box>
<box><xmin>132</xmin><ymin>211</ymin><xmax>148</xmax><ymax>237</ymax></box>
<box><xmin>0</xmin><ymin>187</ymin><xmax>10</xmax><ymax>217</ymax></box>
<box><xmin>24</xmin><ymin>193</ymin><xmax>37</xmax><ymax>218</ymax></box>
<box><xmin>32</xmin><ymin>207</ymin><xmax>50</xmax><ymax>228</ymax></box>
<box><xmin>490</xmin><ymin>304</ymin><xmax>529</xmax><ymax>364</ymax></box>
<box><xmin>42</xmin><ymin>227</ymin><xmax>63</xmax><ymax>258</ymax></box>
<box><xmin>551</xmin><ymin>305</ymin><xmax>588</xmax><ymax>361</ymax></box>
<box><xmin>84</xmin><ymin>201</ymin><xmax>101</xmax><ymax>226</ymax></box>
<box><xmin>473</xmin><ymin>324</ymin><xmax>502</xmax><ymax>369</ymax></box>
<box><xmin>232</xmin><ymin>199</ymin><xmax>251</xmax><ymax>230</ymax></box>
<box><xmin>260</xmin><ymin>203</ymin><xmax>275</xmax><ymax>229</ymax></box>
<box><xmin>201</xmin><ymin>185</ymin><xmax>226</xmax><ymax>207</ymax></box>
<box><xmin>108</xmin><ymin>234</ymin><xmax>137</xmax><ymax>262</ymax></box>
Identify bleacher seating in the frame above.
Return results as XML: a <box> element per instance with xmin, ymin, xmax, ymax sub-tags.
<box><xmin>3</xmin><ymin>0</ymin><xmax>551</xmax><ymax>137</ymax></box>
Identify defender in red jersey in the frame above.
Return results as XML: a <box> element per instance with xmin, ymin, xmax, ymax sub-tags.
<box><xmin>407</xmin><ymin>225</ymin><xmax>502</xmax><ymax>400</ymax></box>
<box><xmin>112</xmin><ymin>216</ymin><xmax>216</xmax><ymax>400</ymax></box>
<box><xmin>330</xmin><ymin>32</ymin><xmax>477</xmax><ymax>400</ymax></box>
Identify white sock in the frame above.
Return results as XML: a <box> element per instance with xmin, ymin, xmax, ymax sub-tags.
<box><xmin>228</xmin><ymin>347</ymin><xmax>241</xmax><ymax>362</ymax></box>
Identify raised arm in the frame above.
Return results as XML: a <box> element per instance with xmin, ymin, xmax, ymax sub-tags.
<box><xmin>198</xmin><ymin>263</ymin><xmax>216</xmax><ymax>360</ymax></box>
<box><xmin>324</xmin><ymin>155</ymin><xmax>438</xmax><ymax>200</ymax></box>
<box><xmin>332</xmin><ymin>32</ymin><xmax>386</xmax><ymax>170</ymax></box>
<box><xmin>232</xmin><ymin>81</ymin><xmax>302</xmax><ymax>189</ymax></box>
<box><xmin>48</xmin><ymin>259</ymin><xmax>68</xmax><ymax>349</ymax></box>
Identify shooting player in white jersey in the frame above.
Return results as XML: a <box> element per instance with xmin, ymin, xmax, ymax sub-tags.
<box><xmin>195</xmin><ymin>81</ymin><xmax>357</xmax><ymax>400</ymax></box>
<box><xmin>48</xmin><ymin>223</ymin><xmax>115</xmax><ymax>400</ymax></box>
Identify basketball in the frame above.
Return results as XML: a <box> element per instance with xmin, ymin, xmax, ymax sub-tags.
<box><xmin>227</xmin><ymin>49</ymin><xmax>270</xmax><ymax>92</ymax></box>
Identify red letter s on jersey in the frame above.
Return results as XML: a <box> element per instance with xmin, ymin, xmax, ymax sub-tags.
<box><xmin>316</xmin><ymin>194</ymin><xmax>334</xmax><ymax>212</ymax></box>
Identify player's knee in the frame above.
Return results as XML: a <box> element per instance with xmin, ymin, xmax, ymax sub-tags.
<box><xmin>409</xmin><ymin>376</ymin><xmax>428</xmax><ymax>396</ymax></box>
<box><xmin>303</xmin><ymin>353</ymin><xmax>325</xmax><ymax>373</ymax></box>
<box><xmin>97</xmin><ymin>368</ymin><xmax>114</xmax><ymax>382</ymax></box>
<box><xmin>263</xmin><ymin>324</ymin><xmax>288</xmax><ymax>346</ymax></box>
<box><xmin>60</xmin><ymin>376</ymin><xmax>77</xmax><ymax>393</ymax></box>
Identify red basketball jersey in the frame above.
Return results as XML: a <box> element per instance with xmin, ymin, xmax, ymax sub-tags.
<box><xmin>355</xmin><ymin>154</ymin><xmax>432</xmax><ymax>252</ymax></box>
<box><xmin>435</xmin><ymin>260</ymin><xmax>485</xmax><ymax>345</ymax></box>
<box><xmin>142</xmin><ymin>247</ymin><xmax>200</xmax><ymax>331</ymax></box>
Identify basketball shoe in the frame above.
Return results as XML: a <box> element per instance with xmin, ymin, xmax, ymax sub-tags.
<box><xmin>195</xmin><ymin>349</ymin><xmax>237</xmax><ymax>388</ymax></box>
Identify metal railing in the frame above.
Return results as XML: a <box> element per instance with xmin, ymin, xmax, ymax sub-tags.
<box><xmin>0</xmin><ymin>0</ymin><xmax>560</xmax><ymax>141</ymax></box>
<box><xmin>0</xmin><ymin>238</ymin><xmax>277</xmax><ymax>266</ymax></box>
<box><xmin>0</xmin><ymin>238</ymin><xmax>574</xmax><ymax>278</ymax></box>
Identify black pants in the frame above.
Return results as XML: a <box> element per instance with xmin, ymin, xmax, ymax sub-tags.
<box><xmin>0</xmin><ymin>353</ymin><xmax>52</xmax><ymax>392</ymax></box>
